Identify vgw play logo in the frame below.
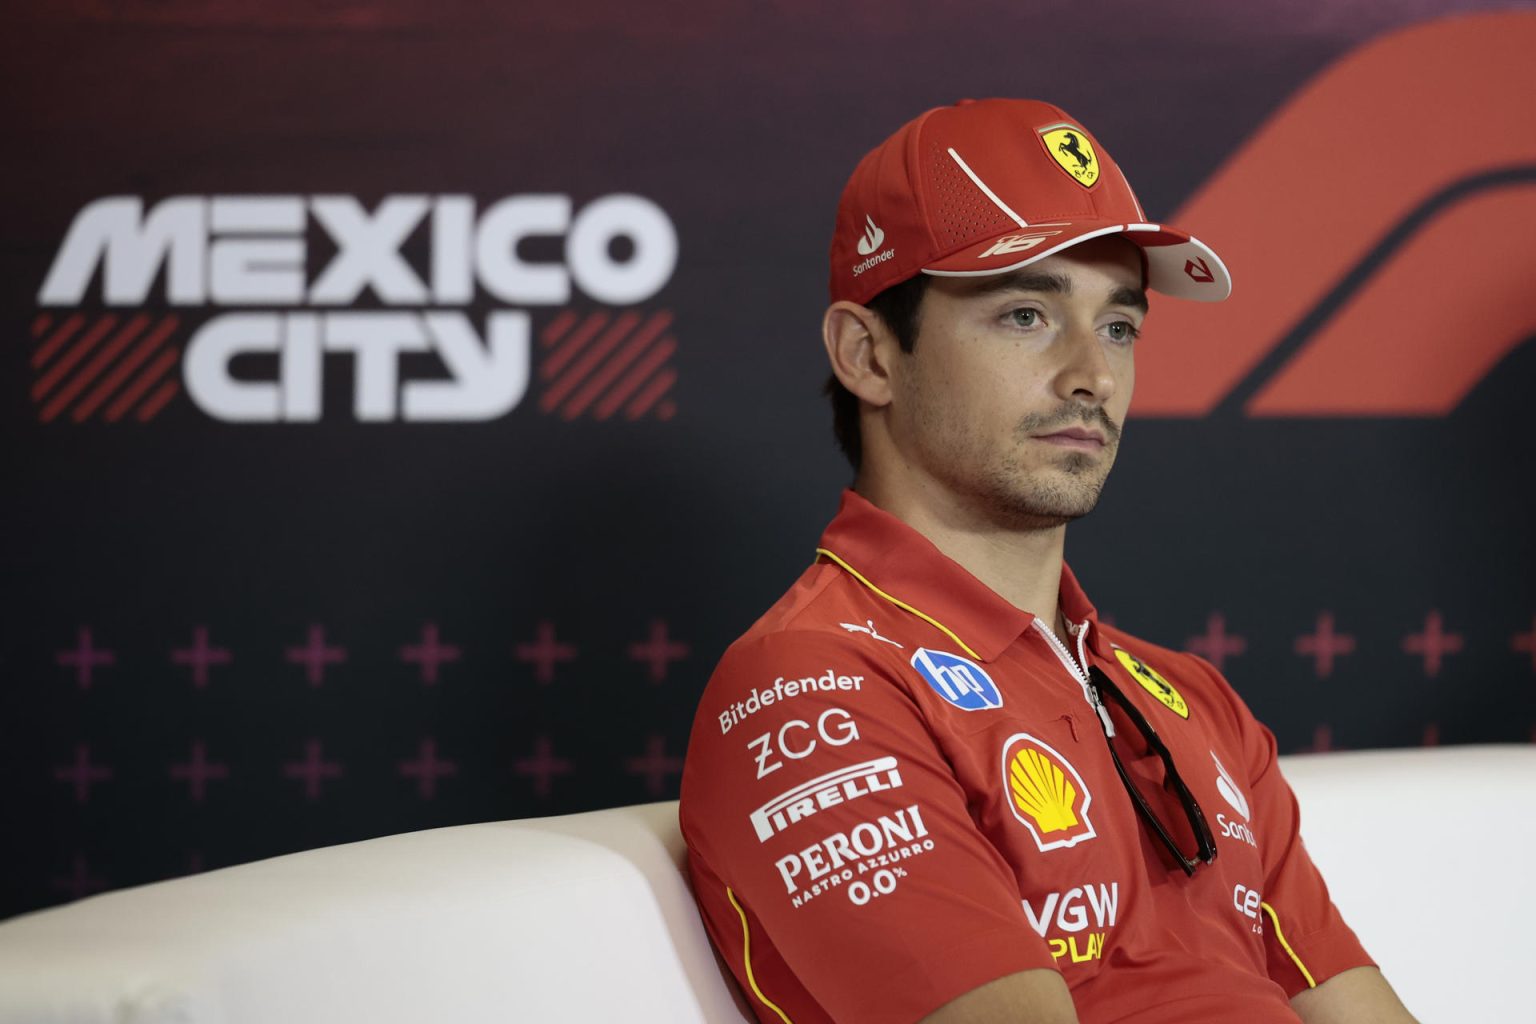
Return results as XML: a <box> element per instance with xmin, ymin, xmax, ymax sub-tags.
<box><xmin>30</xmin><ymin>194</ymin><xmax>679</xmax><ymax>424</ymax></box>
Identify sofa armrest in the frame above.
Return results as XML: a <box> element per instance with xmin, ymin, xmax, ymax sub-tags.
<box><xmin>0</xmin><ymin>802</ymin><xmax>750</xmax><ymax>1024</ymax></box>
<box><xmin>1279</xmin><ymin>745</ymin><xmax>1536</xmax><ymax>1023</ymax></box>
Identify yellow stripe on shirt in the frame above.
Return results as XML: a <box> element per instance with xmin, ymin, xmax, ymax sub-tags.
<box><xmin>1261</xmin><ymin>900</ymin><xmax>1318</xmax><ymax>989</ymax></box>
<box><xmin>727</xmin><ymin>885</ymin><xmax>794</xmax><ymax>1023</ymax></box>
<box><xmin>815</xmin><ymin>547</ymin><xmax>981</xmax><ymax>660</ymax></box>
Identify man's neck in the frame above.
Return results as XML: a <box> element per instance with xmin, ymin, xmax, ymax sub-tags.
<box><xmin>853</xmin><ymin>476</ymin><xmax>1067</xmax><ymax>631</ymax></box>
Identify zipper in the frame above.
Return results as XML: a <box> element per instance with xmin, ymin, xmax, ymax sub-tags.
<box><xmin>1031</xmin><ymin>618</ymin><xmax>1115</xmax><ymax>737</ymax></box>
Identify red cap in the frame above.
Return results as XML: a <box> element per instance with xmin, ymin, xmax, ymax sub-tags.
<box><xmin>828</xmin><ymin>98</ymin><xmax>1231</xmax><ymax>306</ymax></box>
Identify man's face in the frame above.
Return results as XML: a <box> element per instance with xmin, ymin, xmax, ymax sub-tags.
<box><xmin>885</xmin><ymin>236</ymin><xmax>1146</xmax><ymax>529</ymax></box>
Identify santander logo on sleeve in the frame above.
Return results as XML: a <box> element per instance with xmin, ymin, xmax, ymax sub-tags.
<box><xmin>1212</xmin><ymin>751</ymin><xmax>1258</xmax><ymax>848</ymax></box>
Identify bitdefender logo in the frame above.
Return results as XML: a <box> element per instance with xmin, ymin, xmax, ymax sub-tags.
<box><xmin>31</xmin><ymin>194</ymin><xmax>679</xmax><ymax>424</ymax></box>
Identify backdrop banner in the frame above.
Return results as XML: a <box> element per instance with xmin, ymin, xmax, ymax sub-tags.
<box><xmin>3</xmin><ymin>1</ymin><xmax>1532</xmax><ymax>919</ymax></box>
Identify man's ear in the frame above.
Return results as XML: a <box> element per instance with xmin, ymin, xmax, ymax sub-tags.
<box><xmin>822</xmin><ymin>300</ymin><xmax>898</xmax><ymax>409</ymax></box>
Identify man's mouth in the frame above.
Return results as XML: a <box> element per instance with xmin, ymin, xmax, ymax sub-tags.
<box><xmin>1032</xmin><ymin>427</ymin><xmax>1107</xmax><ymax>450</ymax></box>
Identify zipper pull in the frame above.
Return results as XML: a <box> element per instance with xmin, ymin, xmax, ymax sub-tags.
<box><xmin>1086</xmin><ymin>673</ymin><xmax>1116</xmax><ymax>739</ymax></box>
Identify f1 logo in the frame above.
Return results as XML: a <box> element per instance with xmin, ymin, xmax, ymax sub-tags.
<box><xmin>1133</xmin><ymin>14</ymin><xmax>1535</xmax><ymax>419</ymax></box>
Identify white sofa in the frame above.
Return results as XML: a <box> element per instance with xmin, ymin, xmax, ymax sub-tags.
<box><xmin>1</xmin><ymin>745</ymin><xmax>1530</xmax><ymax>1023</ymax></box>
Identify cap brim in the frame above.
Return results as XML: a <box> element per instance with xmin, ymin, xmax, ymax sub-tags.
<box><xmin>923</xmin><ymin>221</ymin><xmax>1231</xmax><ymax>302</ymax></box>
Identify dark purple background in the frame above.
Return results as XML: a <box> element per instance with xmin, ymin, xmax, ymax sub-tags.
<box><xmin>3</xmin><ymin>0</ymin><xmax>1532</xmax><ymax>919</ymax></box>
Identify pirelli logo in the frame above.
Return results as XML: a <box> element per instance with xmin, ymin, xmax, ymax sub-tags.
<box><xmin>749</xmin><ymin>757</ymin><xmax>903</xmax><ymax>842</ymax></box>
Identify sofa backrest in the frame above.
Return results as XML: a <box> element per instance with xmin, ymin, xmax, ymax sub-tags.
<box><xmin>0</xmin><ymin>801</ymin><xmax>750</xmax><ymax>1024</ymax></box>
<box><xmin>1272</xmin><ymin>745</ymin><xmax>1533</xmax><ymax>1023</ymax></box>
<box><xmin>0</xmin><ymin>745</ymin><xmax>1530</xmax><ymax>1022</ymax></box>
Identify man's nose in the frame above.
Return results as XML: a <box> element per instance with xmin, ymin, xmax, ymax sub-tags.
<box><xmin>1052</xmin><ymin>322</ymin><xmax>1116</xmax><ymax>406</ymax></box>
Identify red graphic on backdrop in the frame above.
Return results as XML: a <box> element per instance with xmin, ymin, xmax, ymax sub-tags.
<box><xmin>54</xmin><ymin>743</ymin><xmax>113</xmax><ymax>803</ymax></box>
<box><xmin>515</xmin><ymin>621</ymin><xmax>577</xmax><ymax>684</ymax></box>
<box><xmin>31</xmin><ymin>313</ymin><xmax>181</xmax><ymax>423</ymax></box>
<box><xmin>626</xmin><ymin>734</ymin><xmax>685</xmax><ymax>797</ymax></box>
<box><xmin>400</xmin><ymin>622</ymin><xmax>461</xmax><ymax>685</ymax></box>
<box><xmin>284</xmin><ymin>739</ymin><xmax>344</xmax><ymax>801</ymax></box>
<box><xmin>514</xmin><ymin>737</ymin><xmax>573</xmax><ymax>798</ymax></box>
<box><xmin>628</xmin><ymin>619</ymin><xmax>689</xmax><ymax>682</ymax></box>
<box><xmin>1133</xmin><ymin>14</ymin><xmax>1536</xmax><ymax>418</ymax></box>
<box><xmin>1184</xmin><ymin>612</ymin><xmax>1247</xmax><ymax>673</ymax></box>
<box><xmin>398</xmin><ymin>737</ymin><xmax>457</xmax><ymax>799</ymax></box>
<box><xmin>1402</xmin><ymin>611</ymin><xmax>1464</xmax><ymax>677</ymax></box>
<box><xmin>171</xmin><ymin>626</ymin><xmax>232</xmax><ymax>688</ymax></box>
<box><xmin>1421</xmin><ymin>722</ymin><xmax>1440</xmax><ymax>747</ymax></box>
<box><xmin>56</xmin><ymin>627</ymin><xmax>115</xmax><ymax>690</ymax></box>
<box><xmin>1295</xmin><ymin>612</ymin><xmax>1356</xmax><ymax>678</ymax></box>
<box><xmin>169</xmin><ymin>739</ymin><xmax>229</xmax><ymax>803</ymax></box>
<box><xmin>1512</xmin><ymin>615</ymin><xmax>1536</xmax><ymax>672</ymax></box>
<box><xmin>538</xmin><ymin>310</ymin><xmax>677</xmax><ymax>421</ymax></box>
<box><xmin>51</xmin><ymin>855</ymin><xmax>108</xmax><ymax>901</ymax></box>
<box><xmin>286</xmin><ymin>624</ymin><xmax>347</xmax><ymax>686</ymax></box>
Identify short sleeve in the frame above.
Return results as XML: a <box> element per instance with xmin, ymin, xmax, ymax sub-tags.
<box><xmin>680</xmin><ymin>630</ymin><xmax>1055</xmax><ymax>1024</ymax></box>
<box><xmin>1199</xmin><ymin>661</ymin><xmax>1376</xmax><ymax>997</ymax></box>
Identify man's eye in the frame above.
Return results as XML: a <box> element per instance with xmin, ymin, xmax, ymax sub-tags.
<box><xmin>1105</xmin><ymin>321</ymin><xmax>1140</xmax><ymax>343</ymax></box>
<box><xmin>1009</xmin><ymin>308</ymin><xmax>1042</xmax><ymax>328</ymax></box>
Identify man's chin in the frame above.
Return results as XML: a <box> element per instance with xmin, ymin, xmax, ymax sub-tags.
<box><xmin>982</xmin><ymin>480</ymin><xmax>1106</xmax><ymax>530</ymax></box>
<box><xmin>1053</xmin><ymin>449</ymin><xmax>1114</xmax><ymax>475</ymax></box>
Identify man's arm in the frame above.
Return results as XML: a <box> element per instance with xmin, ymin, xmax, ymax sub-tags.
<box><xmin>682</xmin><ymin>630</ymin><xmax>1064</xmax><ymax>1024</ymax></box>
<box><xmin>1290</xmin><ymin>966</ymin><xmax>1419</xmax><ymax>1024</ymax></box>
<box><xmin>918</xmin><ymin>969</ymin><xmax>1079</xmax><ymax>1024</ymax></box>
<box><xmin>1183</xmin><ymin>656</ymin><xmax>1390</xmax><ymax>1004</ymax></box>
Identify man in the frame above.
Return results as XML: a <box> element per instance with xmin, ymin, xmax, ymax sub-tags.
<box><xmin>679</xmin><ymin>99</ymin><xmax>1417</xmax><ymax>1024</ymax></box>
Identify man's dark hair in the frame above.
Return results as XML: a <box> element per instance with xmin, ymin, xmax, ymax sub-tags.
<box><xmin>826</xmin><ymin>273</ymin><xmax>929</xmax><ymax>470</ymax></box>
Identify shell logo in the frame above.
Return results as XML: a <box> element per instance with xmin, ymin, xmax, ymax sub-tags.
<box><xmin>1001</xmin><ymin>733</ymin><xmax>1097</xmax><ymax>851</ymax></box>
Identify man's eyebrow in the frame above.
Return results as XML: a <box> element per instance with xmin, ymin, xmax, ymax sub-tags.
<box><xmin>963</xmin><ymin>271</ymin><xmax>1071</xmax><ymax>297</ymax></box>
<box><xmin>1108</xmin><ymin>286</ymin><xmax>1150</xmax><ymax>314</ymax></box>
<box><xmin>961</xmin><ymin>271</ymin><xmax>1150</xmax><ymax>313</ymax></box>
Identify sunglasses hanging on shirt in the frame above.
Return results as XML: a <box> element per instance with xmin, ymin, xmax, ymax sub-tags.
<box><xmin>1086</xmin><ymin>665</ymin><xmax>1218</xmax><ymax>876</ymax></box>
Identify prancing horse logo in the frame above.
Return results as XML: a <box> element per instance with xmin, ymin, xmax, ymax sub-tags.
<box><xmin>1040</xmin><ymin>126</ymin><xmax>1102</xmax><ymax>188</ymax></box>
<box><xmin>1057</xmin><ymin>132</ymin><xmax>1092</xmax><ymax>172</ymax></box>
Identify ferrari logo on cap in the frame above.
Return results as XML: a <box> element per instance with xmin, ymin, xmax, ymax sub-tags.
<box><xmin>1113</xmin><ymin>646</ymin><xmax>1190</xmax><ymax>718</ymax></box>
<box><xmin>1040</xmin><ymin>126</ymin><xmax>1100</xmax><ymax>188</ymax></box>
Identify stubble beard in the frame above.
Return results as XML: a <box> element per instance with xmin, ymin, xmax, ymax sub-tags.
<box><xmin>942</xmin><ymin>407</ymin><xmax>1123</xmax><ymax>531</ymax></box>
<box><xmin>980</xmin><ymin>445</ymin><xmax>1115</xmax><ymax>530</ymax></box>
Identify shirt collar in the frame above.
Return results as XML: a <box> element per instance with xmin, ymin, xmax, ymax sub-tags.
<box><xmin>816</xmin><ymin>489</ymin><xmax>1108</xmax><ymax>663</ymax></box>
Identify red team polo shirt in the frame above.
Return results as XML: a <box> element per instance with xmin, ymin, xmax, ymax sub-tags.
<box><xmin>680</xmin><ymin>491</ymin><xmax>1374</xmax><ymax>1024</ymax></box>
